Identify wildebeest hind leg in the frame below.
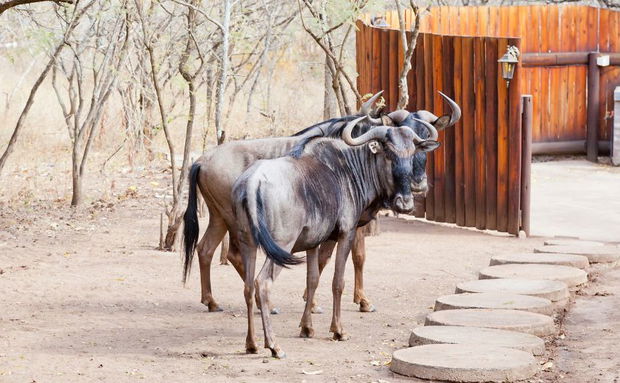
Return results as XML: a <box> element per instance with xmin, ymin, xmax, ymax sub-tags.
<box><xmin>241</xmin><ymin>242</ymin><xmax>258</xmax><ymax>354</ymax></box>
<box><xmin>351</xmin><ymin>232</ymin><xmax>375</xmax><ymax>312</ymax></box>
<box><xmin>197</xmin><ymin>214</ymin><xmax>228</xmax><ymax>312</ymax></box>
<box><xmin>256</xmin><ymin>254</ymin><xmax>288</xmax><ymax>359</ymax></box>
<box><xmin>300</xmin><ymin>247</ymin><xmax>319</xmax><ymax>338</ymax></box>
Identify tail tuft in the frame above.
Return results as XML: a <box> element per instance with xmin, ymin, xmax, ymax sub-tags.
<box><xmin>182</xmin><ymin>163</ymin><xmax>201</xmax><ymax>283</ymax></box>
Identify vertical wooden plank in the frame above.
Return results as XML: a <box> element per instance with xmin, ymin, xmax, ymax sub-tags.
<box><xmin>496</xmin><ymin>37</ymin><xmax>509</xmax><ymax>232</ymax></box>
<box><xmin>413</xmin><ymin>34</ymin><xmax>426</xmax><ymax>218</ymax></box>
<box><xmin>474</xmin><ymin>37</ymin><xmax>486</xmax><ymax>230</ymax></box>
<box><xmin>371</xmin><ymin>26</ymin><xmax>381</xmax><ymax>94</ymax></box>
<box><xmin>548</xmin><ymin>6</ymin><xmax>561</xmax><ymax>142</ymax></box>
<box><xmin>432</xmin><ymin>34</ymin><xmax>445</xmax><ymax>223</ymax></box>
<box><xmin>487</xmin><ymin>6</ymin><xmax>498</xmax><ymax>37</ymax></box>
<box><xmin>507</xmin><ymin>37</ymin><xmax>523</xmax><ymax>235</ymax></box>
<box><xmin>600</xmin><ymin>9</ymin><xmax>610</xmax><ymax>53</ymax></box>
<box><xmin>586</xmin><ymin>6</ymin><xmax>598</xmax><ymax>52</ymax></box>
<box><xmin>423</xmin><ymin>34</ymin><xmax>441</xmax><ymax>220</ymax></box>
<box><xmin>462</xmin><ymin>37</ymin><xmax>476</xmax><ymax>227</ymax></box>
<box><xmin>424</xmin><ymin>33</ymin><xmax>435</xmax><ymax>220</ymax></box>
<box><xmin>442</xmin><ymin>35</ymin><xmax>456</xmax><ymax>224</ymax></box>
<box><xmin>477</xmin><ymin>6</ymin><xmax>489</xmax><ymax>36</ymax></box>
<box><xmin>484</xmin><ymin>37</ymin><xmax>498</xmax><ymax>231</ymax></box>
<box><xmin>356</xmin><ymin>22</ymin><xmax>364</xmax><ymax>96</ymax></box>
<box><xmin>380</xmin><ymin>29</ymin><xmax>389</xmax><ymax>102</ymax></box>
<box><xmin>453</xmin><ymin>36</ymin><xmax>465</xmax><ymax>227</ymax></box>
<box><xmin>539</xmin><ymin>6</ymin><xmax>550</xmax><ymax>144</ymax></box>
<box><xmin>388</xmin><ymin>29</ymin><xmax>399</xmax><ymax>109</ymax></box>
<box><xmin>575</xmin><ymin>5</ymin><xmax>588</xmax><ymax>52</ymax></box>
<box><xmin>607</xmin><ymin>9</ymin><xmax>616</xmax><ymax>53</ymax></box>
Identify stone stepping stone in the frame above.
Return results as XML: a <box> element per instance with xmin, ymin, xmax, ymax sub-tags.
<box><xmin>391</xmin><ymin>344</ymin><xmax>539</xmax><ymax>382</ymax></box>
<box><xmin>479</xmin><ymin>264</ymin><xmax>588</xmax><ymax>288</ymax></box>
<box><xmin>409</xmin><ymin>325</ymin><xmax>545</xmax><ymax>355</ymax></box>
<box><xmin>456</xmin><ymin>278</ymin><xmax>570</xmax><ymax>309</ymax></box>
<box><xmin>535</xmin><ymin>245</ymin><xmax>620</xmax><ymax>264</ymax></box>
<box><xmin>425</xmin><ymin>308</ymin><xmax>556</xmax><ymax>336</ymax></box>
<box><xmin>544</xmin><ymin>239</ymin><xmax>604</xmax><ymax>247</ymax></box>
<box><xmin>490</xmin><ymin>252</ymin><xmax>589</xmax><ymax>269</ymax></box>
<box><xmin>435</xmin><ymin>292</ymin><xmax>553</xmax><ymax>315</ymax></box>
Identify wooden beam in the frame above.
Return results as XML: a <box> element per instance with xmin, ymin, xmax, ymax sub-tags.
<box><xmin>587</xmin><ymin>52</ymin><xmax>600</xmax><ymax>162</ymax></box>
<box><xmin>520</xmin><ymin>95</ymin><xmax>532</xmax><ymax>237</ymax></box>
<box><xmin>522</xmin><ymin>52</ymin><xmax>589</xmax><ymax>67</ymax></box>
<box><xmin>532</xmin><ymin>140</ymin><xmax>610</xmax><ymax>155</ymax></box>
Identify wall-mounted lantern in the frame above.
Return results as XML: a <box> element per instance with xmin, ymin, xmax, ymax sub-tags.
<box><xmin>498</xmin><ymin>46</ymin><xmax>520</xmax><ymax>88</ymax></box>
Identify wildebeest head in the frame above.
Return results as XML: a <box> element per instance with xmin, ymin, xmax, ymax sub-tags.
<box><xmin>384</xmin><ymin>92</ymin><xmax>461</xmax><ymax>195</ymax></box>
<box><xmin>341</xmin><ymin>116</ymin><xmax>441</xmax><ymax>214</ymax></box>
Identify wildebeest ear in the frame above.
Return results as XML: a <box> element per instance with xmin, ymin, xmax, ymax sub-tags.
<box><xmin>416</xmin><ymin>140</ymin><xmax>441</xmax><ymax>152</ymax></box>
<box><xmin>434</xmin><ymin>115</ymin><xmax>451</xmax><ymax>131</ymax></box>
<box><xmin>368</xmin><ymin>140</ymin><xmax>382</xmax><ymax>154</ymax></box>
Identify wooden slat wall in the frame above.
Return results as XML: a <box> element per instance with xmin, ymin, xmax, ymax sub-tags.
<box><xmin>356</xmin><ymin>22</ymin><xmax>523</xmax><ymax>234</ymax></box>
<box><xmin>373</xmin><ymin>5</ymin><xmax>620</xmax><ymax>144</ymax></box>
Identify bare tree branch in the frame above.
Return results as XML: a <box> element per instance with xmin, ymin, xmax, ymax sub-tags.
<box><xmin>0</xmin><ymin>0</ymin><xmax>73</xmax><ymax>15</ymax></box>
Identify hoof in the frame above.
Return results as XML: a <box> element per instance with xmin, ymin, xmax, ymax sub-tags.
<box><xmin>270</xmin><ymin>307</ymin><xmax>281</xmax><ymax>315</ymax></box>
<box><xmin>311</xmin><ymin>305</ymin><xmax>324</xmax><ymax>314</ymax></box>
<box><xmin>246</xmin><ymin>345</ymin><xmax>258</xmax><ymax>354</ymax></box>
<box><xmin>270</xmin><ymin>348</ymin><xmax>286</xmax><ymax>359</ymax></box>
<box><xmin>299</xmin><ymin>326</ymin><xmax>315</xmax><ymax>338</ymax></box>
<box><xmin>203</xmin><ymin>301</ymin><xmax>223</xmax><ymax>312</ymax></box>
<box><xmin>332</xmin><ymin>332</ymin><xmax>350</xmax><ymax>341</ymax></box>
<box><xmin>359</xmin><ymin>302</ymin><xmax>376</xmax><ymax>313</ymax></box>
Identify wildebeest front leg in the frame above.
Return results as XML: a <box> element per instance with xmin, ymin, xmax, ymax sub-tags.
<box><xmin>351</xmin><ymin>233</ymin><xmax>375</xmax><ymax>312</ymax></box>
<box><xmin>197</xmin><ymin>214</ymin><xmax>228</xmax><ymax>312</ymax></box>
<box><xmin>299</xmin><ymin>247</ymin><xmax>319</xmax><ymax>338</ymax></box>
<box><xmin>256</xmin><ymin>257</ymin><xmax>287</xmax><ymax>358</ymax></box>
<box><xmin>302</xmin><ymin>240</ymin><xmax>336</xmax><ymax>314</ymax></box>
<box><xmin>330</xmin><ymin>231</ymin><xmax>355</xmax><ymax>341</ymax></box>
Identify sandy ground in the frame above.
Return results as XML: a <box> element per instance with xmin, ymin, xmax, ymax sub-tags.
<box><xmin>531</xmin><ymin>159</ymin><xmax>620</xmax><ymax>242</ymax></box>
<box><xmin>555</xmin><ymin>266</ymin><xmax>620</xmax><ymax>383</ymax></box>
<box><xmin>0</xmin><ymin>170</ymin><xmax>550</xmax><ymax>383</ymax></box>
<box><xmin>1</xmin><ymin>161</ymin><xmax>619</xmax><ymax>382</ymax></box>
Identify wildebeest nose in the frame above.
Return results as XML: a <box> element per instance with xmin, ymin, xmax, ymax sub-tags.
<box><xmin>394</xmin><ymin>194</ymin><xmax>414</xmax><ymax>213</ymax></box>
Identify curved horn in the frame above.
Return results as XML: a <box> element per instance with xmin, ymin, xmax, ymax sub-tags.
<box><xmin>438</xmin><ymin>91</ymin><xmax>461</xmax><ymax>129</ymax></box>
<box><xmin>412</xmin><ymin>118</ymin><xmax>438</xmax><ymax>141</ymax></box>
<box><xmin>387</xmin><ymin>109</ymin><xmax>410</xmax><ymax>124</ymax></box>
<box><xmin>358</xmin><ymin>90</ymin><xmax>384</xmax><ymax>115</ymax></box>
<box><xmin>341</xmin><ymin>116</ymin><xmax>389</xmax><ymax>146</ymax></box>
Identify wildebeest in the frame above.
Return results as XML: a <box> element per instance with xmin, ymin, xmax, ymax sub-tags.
<box><xmin>182</xmin><ymin>92</ymin><xmax>460</xmax><ymax>313</ymax></box>
<box><xmin>231</xmin><ymin>116</ymin><xmax>441</xmax><ymax>358</ymax></box>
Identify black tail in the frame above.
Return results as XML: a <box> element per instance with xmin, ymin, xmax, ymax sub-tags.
<box><xmin>243</xmin><ymin>187</ymin><xmax>303</xmax><ymax>268</ymax></box>
<box><xmin>183</xmin><ymin>163</ymin><xmax>201</xmax><ymax>283</ymax></box>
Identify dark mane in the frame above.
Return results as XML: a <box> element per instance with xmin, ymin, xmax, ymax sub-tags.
<box><xmin>288</xmin><ymin>115</ymin><xmax>375</xmax><ymax>158</ymax></box>
<box><xmin>291</xmin><ymin>115</ymin><xmax>358</xmax><ymax>138</ymax></box>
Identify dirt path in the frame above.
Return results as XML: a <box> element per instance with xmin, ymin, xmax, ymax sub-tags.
<box><xmin>0</xmin><ymin>181</ymin><xmax>549</xmax><ymax>382</ymax></box>
<box><xmin>555</xmin><ymin>266</ymin><xmax>620</xmax><ymax>383</ymax></box>
<box><xmin>3</xmin><ymin>170</ymin><xmax>620</xmax><ymax>382</ymax></box>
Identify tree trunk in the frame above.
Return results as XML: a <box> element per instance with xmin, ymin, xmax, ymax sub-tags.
<box><xmin>0</xmin><ymin>42</ymin><xmax>64</xmax><ymax>175</ymax></box>
<box><xmin>70</xmin><ymin>153</ymin><xmax>82</xmax><ymax>206</ymax></box>
<box><xmin>214</xmin><ymin>0</ymin><xmax>231</xmax><ymax>145</ymax></box>
<box><xmin>323</xmin><ymin>54</ymin><xmax>337</xmax><ymax>120</ymax></box>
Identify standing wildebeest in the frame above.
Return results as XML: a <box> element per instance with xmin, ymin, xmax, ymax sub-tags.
<box><xmin>231</xmin><ymin>116</ymin><xmax>441</xmax><ymax>358</ymax></box>
<box><xmin>182</xmin><ymin>92</ymin><xmax>460</xmax><ymax>313</ymax></box>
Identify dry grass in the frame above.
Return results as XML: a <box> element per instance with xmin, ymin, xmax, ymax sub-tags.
<box><xmin>0</xmin><ymin>41</ymin><xmax>331</xmax><ymax>204</ymax></box>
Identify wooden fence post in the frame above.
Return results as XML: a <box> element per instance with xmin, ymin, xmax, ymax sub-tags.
<box><xmin>586</xmin><ymin>52</ymin><xmax>600</xmax><ymax>162</ymax></box>
<box><xmin>520</xmin><ymin>95</ymin><xmax>533</xmax><ymax>237</ymax></box>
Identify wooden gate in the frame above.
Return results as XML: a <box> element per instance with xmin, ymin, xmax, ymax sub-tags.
<box><xmin>356</xmin><ymin>22</ymin><xmax>525</xmax><ymax>235</ymax></box>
